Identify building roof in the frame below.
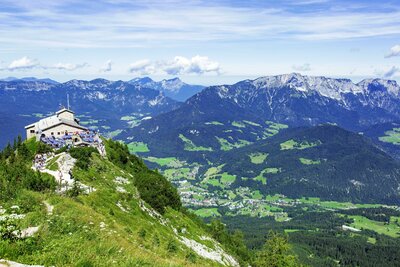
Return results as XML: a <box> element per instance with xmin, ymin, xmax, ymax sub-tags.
<box><xmin>56</xmin><ymin>108</ymin><xmax>75</xmax><ymax>115</ymax></box>
<box><xmin>25</xmin><ymin>109</ymin><xmax>87</xmax><ymax>132</ymax></box>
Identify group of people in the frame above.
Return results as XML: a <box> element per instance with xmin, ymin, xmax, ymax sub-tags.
<box><xmin>33</xmin><ymin>153</ymin><xmax>53</xmax><ymax>170</ymax></box>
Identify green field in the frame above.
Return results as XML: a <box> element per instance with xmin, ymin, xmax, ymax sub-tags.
<box><xmin>347</xmin><ymin>215</ymin><xmax>400</xmax><ymax>238</ymax></box>
<box><xmin>254</xmin><ymin>167</ymin><xmax>281</xmax><ymax>185</ymax></box>
<box><xmin>379</xmin><ymin>128</ymin><xmax>400</xmax><ymax>145</ymax></box>
<box><xmin>280</xmin><ymin>139</ymin><xmax>321</xmax><ymax>150</ymax></box>
<box><xmin>80</xmin><ymin>119</ymin><xmax>99</xmax><ymax>125</ymax></box>
<box><xmin>216</xmin><ymin>137</ymin><xmax>251</xmax><ymax>151</ymax></box>
<box><xmin>127</xmin><ymin>142</ymin><xmax>150</xmax><ymax>153</ymax></box>
<box><xmin>243</xmin><ymin>120</ymin><xmax>261</xmax><ymax>127</ymax></box>
<box><xmin>299</xmin><ymin>157</ymin><xmax>321</xmax><ymax>165</ymax></box>
<box><xmin>179</xmin><ymin>134</ymin><xmax>213</xmax><ymax>151</ymax></box>
<box><xmin>204</xmin><ymin>121</ymin><xmax>224</xmax><ymax>126</ymax></box>
<box><xmin>220</xmin><ymin>173</ymin><xmax>236</xmax><ymax>184</ymax></box>
<box><xmin>120</xmin><ymin>116</ymin><xmax>136</xmax><ymax>121</ymax></box>
<box><xmin>163</xmin><ymin>168</ymin><xmax>191</xmax><ymax>180</ymax></box>
<box><xmin>193</xmin><ymin>208</ymin><xmax>221</xmax><ymax>217</ymax></box>
<box><xmin>144</xmin><ymin>156</ymin><xmax>177</xmax><ymax>166</ymax></box>
<box><xmin>104</xmin><ymin>129</ymin><xmax>122</xmax><ymax>138</ymax></box>
<box><xmin>231</xmin><ymin>121</ymin><xmax>246</xmax><ymax>128</ymax></box>
<box><xmin>249</xmin><ymin>153</ymin><xmax>268</xmax><ymax>164</ymax></box>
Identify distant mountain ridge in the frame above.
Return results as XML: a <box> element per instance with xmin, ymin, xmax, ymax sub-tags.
<box><xmin>0</xmin><ymin>78</ymin><xmax>181</xmax><ymax>147</ymax></box>
<box><xmin>128</xmin><ymin>77</ymin><xmax>205</xmax><ymax>101</ymax></box>
<box><xmin>0</xmin><ymin>76</ymin><xmax>59</xmax><ymax>84</ymax></box>
<box><xmin>125</xmin><ymin>73</ymin><xmax>400</xmax><ymax>155</ymax></box>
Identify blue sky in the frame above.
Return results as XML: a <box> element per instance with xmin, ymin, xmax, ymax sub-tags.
<box><xmin>0</xmin><ymin>0</ymin><xmax>399</xmax><ymax>85</ymax></box>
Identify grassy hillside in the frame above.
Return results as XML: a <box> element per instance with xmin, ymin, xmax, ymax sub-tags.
<box><xmin>0</xmin><ymin>138</ymin><xmax>240</xmax><ymax>266</ymax></box>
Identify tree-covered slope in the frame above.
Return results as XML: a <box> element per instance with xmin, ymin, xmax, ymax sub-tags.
<box><xmin>209</xmin><ymin>125</ymin><xmax>400</xmax><ymax>205</ymax></box>
<box><xmin>0</xmin><ymin>138</ymin><xmax>240</xmax><ymax>266</ymax></box>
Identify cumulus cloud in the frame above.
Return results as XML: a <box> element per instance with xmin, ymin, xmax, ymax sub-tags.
<box><xmin>129</xmin><ymin>55</ymin><xmax>220</xmax><ymax>75</ymax></box>
<box><xmin>52</xmin><ymin>62</ymin><xmax>88</xmax><ymax>71</ymax></box>
<box><xmin>383</xmin><ymin>66</ymin><xmax>400</xmax><ymax>78</ymax></box>
<box><xmin>129</xmin><ymin>59</ymin><xmax>155</xmax><ymax>75</ymax></box>
<box><xmin>100</xmin><ymin>60</ymin><xmax>113</xmax><ymax>72</ymax></box>
<box><xmin>7</xmin><ymin>56</ymin><xmax>39</xmax><ymax>71</ymax></box>
<box><xmin>385</xmin><ymin>45</ymin><xmax>400</xmax><ymax>58</ymax></box>
<box><xmin>292</xmin><ymin>63</ymin><xmax>311</xmax><ymax>72</ymax></box>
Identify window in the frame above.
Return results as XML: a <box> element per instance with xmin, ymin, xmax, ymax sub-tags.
<box><xmin>51</xmin><ymin>132</ymin><xmax>54</xmax><ymax>135</ymax></box>
<box><xmin>57</xmin><ymin>132</ymin><xmax>60</xmax><ymax>135</ymax></box>
<box><xmin>30</xmin><ymin>129</ymin><xmax>35</xmax><ymax>133</ymax></box>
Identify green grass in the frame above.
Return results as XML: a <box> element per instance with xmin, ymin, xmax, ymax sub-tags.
<box><xmin>47</xmin><ymin>155</ymin><xmax>61</xmax><ymax>171</ymax></box>
<box><xmin>0</xmin><ymin>154</ymin><xmax>224</xmax><ymax>267</ymax></box>
<box><xmin>120</xmin><ymin>116</ymin><xmax>136</xmax><ymax>121</ymax></box>
<box><xmin>280</xmin><ymin>139</ymin><xmax>321</xmax><ymax>150</ymax></box>
<box><xmin>104</xmin><ymin>129</ymin><xmax>122</xmax><ymax>138</ymax></box>
<box><xmin>220</xmin><ymin>173</ymin><xmax>236</xmax><ymax>184</ymax></box>
<box><xmin>204</xmin><ymin>165</ymin><xmax>225</xmax><ymax>178</ymax></box>
<box><xmin>231</xmin><ymin>121</ymin><xmax>246</xmax><ymax>128</ymax></box>
<box><xmin>215</xmin><ymin>137</ymin><xmax>251</xmax><ymax>151</ymax></box>
<box><xmin>298</xmin><ymin>197</ymin><xmax>381</xmax><ymax>210</ymax></box>
<box><xmin>379</xmin><ymin>128</ymin><xmax>400</xmax><ymax>145</ymax></box>
<box><xmin>179</xmin><ymin>134</ymin><xmax>213</xmax><ymax>152</ymax></box>
<box><xmin>144</xmin><ymin>157</ymin><xmax>177</xmax><ymax>166</ymax></box>
<box><xmin>252</xmin><ymin>190</ymin><xmax>263</xmax><ymax>200</ymax></box>
<box><xmin>204</xmin><ymin>121</ymin><xmax>224</xmax><ymax>126</ymax></box>
<box><xmin>163</xmin><ymin>168</ymin><xmax>192</xmax><ymax>180</ymax></box>
<box><xmin>254</xmin><ymin>168</ymin><xmax>281</xmax><ymax>185</ymax></box>
<box><xmin>193</xmin><ymin>208</ymin><xmax>221</xmax><ymax>218</ymax></box>
<box><xmin>206</xmin><ymin>178</ymin><xmax>224</xmax><ymax>188</ymax></box>
<box><xmin>127</xmin><ymin>142</ymin><xmax>150</xmax><ymax>153</ymax></box>
<box><xmin>249</xmin><ymin>153</ymin><xmax>268</xmax><ymax>164</ymax></box>
<box><xmin>299</xmin><ymin>157</ymin><xmax>321</xmax><ymax>165</ymax></box>
<box><xmin>347</xmin><ymin>215</ymin><xmax>400</xmax><ymax>238</ymax></box>
<box><xmin>80</xmin><ymin>119</ymin><xmax>99</xmax><ymax>125</ymax></box>
<box><xmin>262</xmin><ymin>122</ymin><xmax>289</xmax><ymax>138</ymax></box>
<box><xmin>243</xmin><ymin>120</ymin><xmax>261</xmax><ymax>127</ymax></box>
<box><xmin>101</xmin><ymin>126</ymin><xmax>111</xmax><ymax>130</ymax></box>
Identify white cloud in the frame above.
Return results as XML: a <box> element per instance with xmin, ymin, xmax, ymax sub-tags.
<box><xmin>129</xmin><ymin>59</ymin><xmax>155</xmax><ymax>75</ymax></box>
<box><xmin>292</xmin><ymin>63</ymin><xmax>311</xmax><ymax>72</ymax></box>
<box><xmin>1</xmin><ymin>1</ymin><xmax>399</xmax><ymax>52</ymax></box>
<box><xmin>129</xmin><ymin>56</ymin><xmax>220</xmax><ymax>75</ymax></box>
<box><xmin>385</xmin><ymin>45</ymin><xmax>400</xmax><ymax>58</ymax></box>
<box><xmin>7</xmin><ymin>56</ymin><xmax>39</xmax><ymax>71</ymax></box>
<box><xmin>52</xmin><ymin>62</ymin><xmax>88</xmax><ymax>71</ymax></box>
<box><xmin>100</xmin><ymin>60</ymin><xmax>113</xmax><ymax>72</ymax></box>
<box><xmin>383</xmin><ymin>66</ymin><xmax>400</xmax><ymax>78</ymax></box>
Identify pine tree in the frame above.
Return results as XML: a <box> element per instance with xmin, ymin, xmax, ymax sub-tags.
<box><xmin>254</xmin><ymin>231</ymin><xmax>302</xmax><ymax>267</ymax></box>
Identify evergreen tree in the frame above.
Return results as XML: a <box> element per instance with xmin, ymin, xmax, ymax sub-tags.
<box><xmin>254</xmin><ymin>231</ymin><xmax>302</xmax><ymax>267</ymax></box>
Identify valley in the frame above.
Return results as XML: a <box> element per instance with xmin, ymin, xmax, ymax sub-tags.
<box><xmin>2</xmin><ymin>74</ymin><xmax>400</xmax><ymax>266</ymax></box>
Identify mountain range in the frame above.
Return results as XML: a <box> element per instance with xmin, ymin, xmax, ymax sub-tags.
<box><xmin>0</xmin><ymin>78</ymin><xmax>183</xmax><ymax>147</ymax></box>
<box><xmin>128</xmin><ymin>77</ymin><xmax>205</xmax><ymax>101</ymax></box>
<box><xmin>124</xmin><ymin>73</ymin><xmax>400</xmax><ymax>159</ymax></box>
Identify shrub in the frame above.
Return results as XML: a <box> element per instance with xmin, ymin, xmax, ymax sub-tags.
<box><xmin>0</xmin><ymin>217</ymin><xmax>20</xmax><ymax>242</ymax></box>
<box><xmin>167</xmin><ymin>239</ymin><xmax>178</xmax><ymax>253</ymax></box>
<box><xmin>69</xmin><ymin>147</ymin><xmax>99</xmax><ymax>170</ymax></box>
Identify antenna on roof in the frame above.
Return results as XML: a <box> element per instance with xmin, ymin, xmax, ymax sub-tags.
<box><xmin>67</xmin><ymin>94</ymin><xmax>70</xmax><ymax>110</ymax></box>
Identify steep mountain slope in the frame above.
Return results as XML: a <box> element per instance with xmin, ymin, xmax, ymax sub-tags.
<box><xmin>0</xmin><ymin>139</ymin><xmax>239</xmax><ymax>266</ymax></box>
<box><xmin>206</xmin><ymin>125</ymin><xmax>400</xmax><ymax>205</ymax></box>
<box><xmin>129</xmin><ymin>77</ymin><xmax>205</xmax><ymax>101</ymax></box>
<box><xmin>363</xmin><ymin>121</ymin><xmax>400</xmax><ymax>159</ymax></box>
<box><xmin>0</xmin><ymin>79</ymin><xmax>180</xmax><ymax>147</ymax></box>
<box><xmin>136</xmin><ymin>125</ymin><xmax>400</xmax><ymax>221</ymax></box>
<box><xmin>124</xmin><ymin>73</ymin><xmax>400</xmax><ymax>158</ymax></box>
